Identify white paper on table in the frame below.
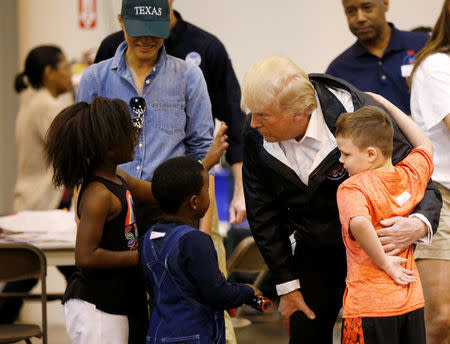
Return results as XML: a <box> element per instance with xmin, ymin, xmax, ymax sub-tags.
<box><xmin>0</xmin><ymin>210</ymin><xmax>77</xmax><ymax>234</ymax></box>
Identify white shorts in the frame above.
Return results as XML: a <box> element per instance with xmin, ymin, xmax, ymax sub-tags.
<box><xmin>64</xmin><ymin>298</ymin><xmax>129</xmax><ymax>344</ymax></box>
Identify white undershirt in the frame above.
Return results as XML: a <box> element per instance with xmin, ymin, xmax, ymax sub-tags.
<box><xmin>263</xmin><ymin>87</ymin><xmax>352</xmax><ymax>186</ymax></box>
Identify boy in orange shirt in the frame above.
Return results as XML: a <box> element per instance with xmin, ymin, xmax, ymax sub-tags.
<box><xmin>336</xmin><ymin>93</ymin><xmax>434</xmax><ymax>344</ymax></box>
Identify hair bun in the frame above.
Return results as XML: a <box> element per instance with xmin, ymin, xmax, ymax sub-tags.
<box><xmin>14</xmin><ymin>72</ymin><xmax>29</xmax><ymax>93</ymax></box>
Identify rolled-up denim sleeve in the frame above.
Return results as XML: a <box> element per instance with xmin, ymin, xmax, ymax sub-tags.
<box><xmin>184</xmin><ymin>65</ymin><xmax>214</xmax><ymax>167</ymax></box>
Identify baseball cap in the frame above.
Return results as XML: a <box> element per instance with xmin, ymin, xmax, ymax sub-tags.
<box><xmin>121</xmin><ymin>0</ymin><xmax>170</xmax><ymax>38</ymax></box>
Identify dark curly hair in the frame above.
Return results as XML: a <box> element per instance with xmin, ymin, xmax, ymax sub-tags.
<box><xmin>151</xmin><ymin>156</ymin><xmax>206</xmax><ymax>214</ymax></box>
<box><xmin>45</xmin><ymin>97</ymin><xmax>136</xmax><ymax>188</ymax></box>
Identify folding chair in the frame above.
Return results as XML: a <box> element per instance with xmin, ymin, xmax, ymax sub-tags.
<box><xmin>0</xmin><ymin>243</ymin><xmax>47</xmax><ymax>344</ymax></box>
<box><xmin>226</xmin><ymin>236</ymin><xmax>269</xmax><ymax>328</ymax></box>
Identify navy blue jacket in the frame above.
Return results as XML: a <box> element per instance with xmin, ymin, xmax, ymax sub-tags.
<box><xmin>140</xmin><ymin>220</ymin><xmax>253</xmax><ymax>343</ymax></box>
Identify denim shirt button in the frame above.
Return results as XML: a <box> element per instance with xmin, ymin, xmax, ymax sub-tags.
<box><xmin>136</xmin><ymin>166</ymin><xmax>141</xmax><ymax>171</ymax></box>
<box><xmin>145</xmin><ymin>79</ymin><xmax>150</xmax><ymax>85</ymax></box>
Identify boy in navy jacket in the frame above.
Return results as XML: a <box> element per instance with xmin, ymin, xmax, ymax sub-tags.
<box><xmin>140</xmin><ymin>157</ymin><xmax>256</xmax><ymax>344</ymax></box>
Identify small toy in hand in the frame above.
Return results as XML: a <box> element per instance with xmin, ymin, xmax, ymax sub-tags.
<box><xmin>245</xmin><ymin>295</ymin><xmax>273</xmax><ymax>313</ymax></box>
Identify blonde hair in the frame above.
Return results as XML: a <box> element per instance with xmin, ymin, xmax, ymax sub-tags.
<box><xmin>336</xmin><ymin>106</ymin><xmax>394</xmax><ymax>157</ymax></box>
<box><xmin>241</xmin><ymin>56</ymin><xmax>317</xmax><ymax>116</ymax></box>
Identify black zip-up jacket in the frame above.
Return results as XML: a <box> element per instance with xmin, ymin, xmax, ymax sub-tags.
<box><xmin>242</xmin><ymin>74</ymin><xmax>442</xmax><ymax>285</ymax></box>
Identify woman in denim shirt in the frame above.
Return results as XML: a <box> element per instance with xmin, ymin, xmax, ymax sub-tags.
<box><xmin>76</xmin><ymin>0</ymin><xmax>216</xmax><ymax>235</ymax></box>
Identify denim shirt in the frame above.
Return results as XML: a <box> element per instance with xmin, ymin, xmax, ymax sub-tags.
<box><xmin>76</xmin><ymin>41</ymin><xmax>214</xmax><ymax>181</ymax></box>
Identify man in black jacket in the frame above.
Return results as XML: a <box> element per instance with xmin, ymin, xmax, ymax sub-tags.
<box><xmin>241</xmin><ymin>56</ymin><xmax>441</xmax><ymax>343</ymax></box>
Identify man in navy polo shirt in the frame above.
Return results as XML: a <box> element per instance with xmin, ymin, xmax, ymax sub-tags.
<box><xmin>326</xmin><ymin>0</ymin><xmax>428</xmax><ymax>115</ymax></box>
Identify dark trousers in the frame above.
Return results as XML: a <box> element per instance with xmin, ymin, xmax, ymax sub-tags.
<box><xmin>342</xmin><ymin>307</ymin><xmax>426</xmax><ymax>344</ymax></box>
<box><xmin>289</xmin><ymin>245</ymin><xmax>347</xmax><ymax>344</ymax></box>
<box><xmin>0</xmin><ymin>266</ymin><xmax>77</xmax><ymax>323</ymax></box>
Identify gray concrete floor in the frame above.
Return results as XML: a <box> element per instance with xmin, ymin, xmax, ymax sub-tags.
<box><xmin>235</xmin><ymin>305</ymin><xmax>342</xmax><ymax>344</ymax></box>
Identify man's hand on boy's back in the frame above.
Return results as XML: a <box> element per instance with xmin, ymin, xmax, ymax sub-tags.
<box><xmin>378</xmin><ymin>216</ymin><xmax>428</xmax><ymax>255</ymax></box>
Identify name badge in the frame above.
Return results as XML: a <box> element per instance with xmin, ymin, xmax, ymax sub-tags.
<box><xmin>150</xmin><ymin>231</ymin><xmax>166</xmax><ymax>239</ymax></box>
<box><xmin>396</xmin><ymin>191</ymin><xmax>411</xmax><ymax>206</ymax></box>
<box><xmin>185</xmin><ymin>51</ymin><xmax>202</xmax><ymax>66</ymax></box>
<box><xmin>401</xmin><ymin>50</ymin><xmax>416</xmax><ymax>78</ymax></box>
<box><xmin>401</xmin><ymin>64</ymin><xmax>414</xmax><ymax>77</ymax></box>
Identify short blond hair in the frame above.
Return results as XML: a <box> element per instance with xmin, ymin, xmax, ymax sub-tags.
<box><xmin>336</xmin><ymin>106</ymin><xmax>394</xmax><ymax>157</ymax></box>
<box><xmin>241</xmin><ymin>56</ymin><xmax>317</xmax><ymax>115</ymax></box>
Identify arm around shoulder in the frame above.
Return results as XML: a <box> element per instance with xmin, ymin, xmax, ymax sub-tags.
<box><xmin>366</xmin><ymin>92</ymin><xmax>433</xmax><ymax>157</ymax></box>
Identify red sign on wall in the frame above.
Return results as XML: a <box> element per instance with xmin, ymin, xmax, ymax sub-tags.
<box><xmin>79</xmin><ymin>0</ymin><xmax>97</xmax><ymax>29</ymax></box>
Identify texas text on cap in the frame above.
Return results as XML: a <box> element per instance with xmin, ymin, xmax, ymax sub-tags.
<box><xmin>121</xmin><ymin>0</ymin><xmax>170</xmax><ymax>38</ymax></box>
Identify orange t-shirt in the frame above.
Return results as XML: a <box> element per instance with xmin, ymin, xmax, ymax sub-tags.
<box><xmin>337</xmin><ymin>148</ymin><xmax>433</xmax><ymax>318</ymax></box>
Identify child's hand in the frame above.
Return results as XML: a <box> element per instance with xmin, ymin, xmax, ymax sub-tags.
<box><xmin>383</xmin><ymin>256</ymin><xmax>417</xmax><ymax>285</ymax></box>
<box><xmin>202</xmin><ymin>122</ymin><xmax>229</xmax><ymax>170</ymax></box>
<box><xmin>365</xmin><ymin>92</ymin><xmax>395</xmax><ymax>110</ymax></box>
<box><xmin>246</xmin><ymin>283</ymin><xmax>263</xmax><ymax>296</ymax></box>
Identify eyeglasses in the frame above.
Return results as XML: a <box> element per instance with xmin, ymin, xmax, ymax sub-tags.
<box><xmin>129</xmin><ymin>97</ymin><xmax>147</xmax><ymax>131</ymax></box>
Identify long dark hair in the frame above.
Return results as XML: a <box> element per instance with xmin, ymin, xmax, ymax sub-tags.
<box><xmin>410</xmin><ymin>0</ymin><xmax>450</xmax><ymax>84</ymax></box>
<box><xmin>45</xmin><ymin>97</ymin><xmax>136</xmax><ymax>188</ymax></box>
<box><xmin>14</xmin><ymin>45</ymin><xmax>62</xmax><ymax>93</ymax></box>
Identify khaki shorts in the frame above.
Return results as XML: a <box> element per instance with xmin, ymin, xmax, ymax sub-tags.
<box><xmin>415</xmin><ymin>182</ymin><xmax>450</xmax><ymax>260</ymax></box>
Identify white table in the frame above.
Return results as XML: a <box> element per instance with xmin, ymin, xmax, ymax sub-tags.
<box><xmin>0</xmin><ymin>210</ymin><xmax>76</xmax><ymax>266</ymax></box>
<box><xmin>0</xmin><ymin>233</ymin><xmax>75</xmax><ymax>266</ymax></box>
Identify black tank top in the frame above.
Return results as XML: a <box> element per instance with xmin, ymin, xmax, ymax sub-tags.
<box><xmin>63</xmin><ymin>175</ymin><xmax>146</xmax><ymax>316</ymax></box>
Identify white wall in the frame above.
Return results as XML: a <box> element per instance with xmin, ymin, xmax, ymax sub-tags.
<box><xmin>172</xmin><ymin>0</ymin><xmax>442</xmax><ymax>82</ymax></box>
<box><xmin>17</xmin><ymin>0</ymin><xmax>121</xmax><ymax>65</ymax></box>
<box><xmin>17</xmin><ymin>0</ymin><xmax>442</xmax><ymax>79</ymax></box>
<box><xmin>0</xmin><ymin>0</ymin><xmax>18</xmax><ymax>215</ymax></box>
<box><xmin>0</xmin><ymin>0</ymin><xmax>443</xmax><ymax>214</ymax></box>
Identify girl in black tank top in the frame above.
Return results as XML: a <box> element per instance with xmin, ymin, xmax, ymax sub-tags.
<box><xmin>44</xmin><ymin>97</ymin><xmax>226</xmax><ymax>343</ymax></box>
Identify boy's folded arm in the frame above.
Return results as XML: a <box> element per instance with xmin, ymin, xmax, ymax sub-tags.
<box><xmin>350</xmin><ymin>216</ymin><xmax>418</xmax><ymax>285</ymax></box>
<box><xmin>349</xmin><ymin>216</ymin><xmax>389</xmax><ymax>270</ymax></box>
